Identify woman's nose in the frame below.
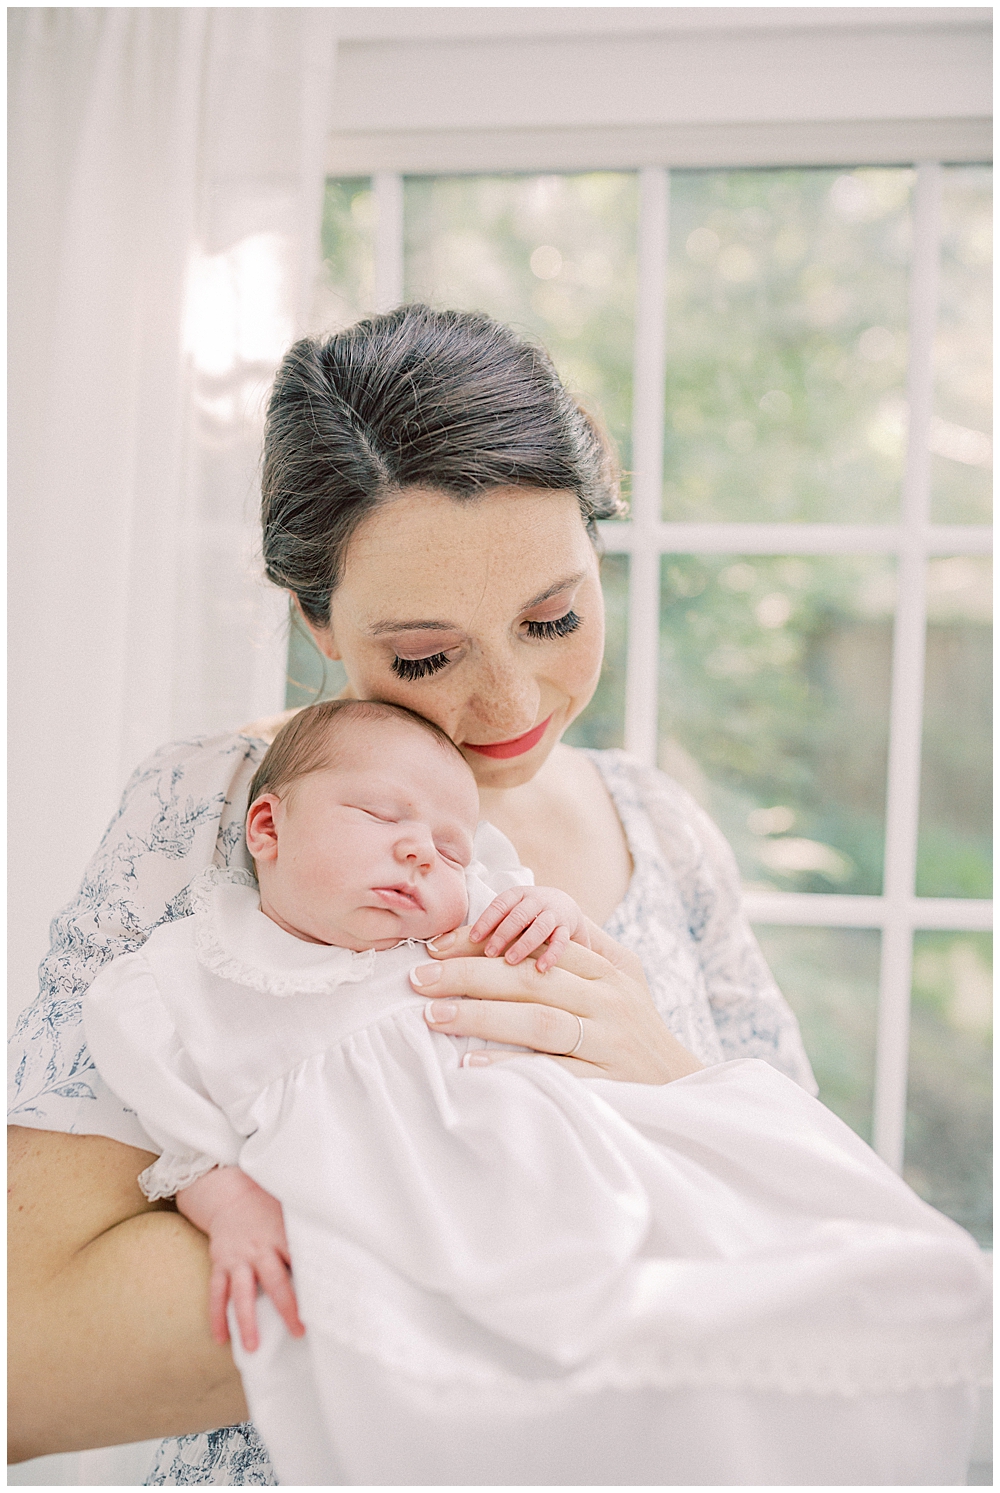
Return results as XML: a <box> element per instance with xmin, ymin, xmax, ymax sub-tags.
<box><xmin>465</xmin><ymin>654</ymin><xmax>541</xmax><ymax>737</ymax></box>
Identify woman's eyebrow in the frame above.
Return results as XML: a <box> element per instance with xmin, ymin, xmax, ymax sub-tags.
<box><xmin>367</xmin><ymin>618</ymin><xmax>461</xmax><ymax>637</ymax></box>
<box><xmin>521</xmin><ymin>572</ymin><xmax>585</xmax><ymax>610</ymax></box>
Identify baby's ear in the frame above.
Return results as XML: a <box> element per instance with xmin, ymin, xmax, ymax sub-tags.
<box><xmin>245</xmin><ymin>795</ymin><xmax>281</xmax><ymax>862</ymax></box>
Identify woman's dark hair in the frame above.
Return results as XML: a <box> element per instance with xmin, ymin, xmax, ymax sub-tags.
<box><xmin>261</xmin><ymin>304</ymin><xmax>623</xmax><ymax>627</ymax></box>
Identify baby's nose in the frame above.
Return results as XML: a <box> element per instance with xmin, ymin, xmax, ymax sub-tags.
<box><xmin>395</xmin><ymin>827</ymin><xmax>436</xmax><ymax>868</ymax></box>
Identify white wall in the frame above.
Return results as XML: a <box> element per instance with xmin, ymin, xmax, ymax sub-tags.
<box><xmin>326</xmin><ymin>6</ymin><xmax>991</xmax><ymax>173</ymax></box>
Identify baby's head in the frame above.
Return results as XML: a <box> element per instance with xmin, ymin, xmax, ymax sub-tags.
<box><xmin>246</xmin><ymin>700</ymin><xmax>479</xmax><ymax>951</ymax></box>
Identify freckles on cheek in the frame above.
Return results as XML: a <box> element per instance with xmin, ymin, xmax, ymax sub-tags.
<box><xmin>568</xmin><ymin>633</ymin><xmax>605</xmax><ymax>696</ymax></box>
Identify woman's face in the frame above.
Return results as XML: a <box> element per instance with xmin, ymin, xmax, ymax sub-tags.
<box><xmin>309</xmin><ymin>487</ymin><xmax>606</xmax><ymax>789</ymax></box>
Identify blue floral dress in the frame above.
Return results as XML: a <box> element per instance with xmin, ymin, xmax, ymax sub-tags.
<box><xmin>8</xmin><ymin>733</ymin><xmax>816</xmax><ymax>1486</ymax></box>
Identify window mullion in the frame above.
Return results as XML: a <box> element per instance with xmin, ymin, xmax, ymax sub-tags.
<box><xmin>624</xmin><ymin>167</ymin><xmax>669</xmax><ymax>768</ymax></box>
<box><xmin>872</xmin><ymin>161</ymin><xmax>942</xmax><ymax>1173</ymax></box>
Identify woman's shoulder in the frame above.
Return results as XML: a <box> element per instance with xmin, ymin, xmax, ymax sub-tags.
<box><xmin>114</xmin><ymin>728</ymin><xmax>272</xmax><ymax>847</ymax></box>
<box><xmin>579</xmin><ymin>747</ymin><xmax>741</xmax><ymax>899</ymax></box>
<box><xmin>575</xmin><ymin>746</ymin><xmax>717</xmax><ymax>837</ymax></box>
<box><xmin>8</xmin><ymin>728</ymin><xmax>272</xmax><ymax>1143</ymax></box>
<box><xmin>122</xmin><ymin>725</ymin><xmax>271</xmax><ymax>789</ymax></box>
<box><xmin>235</xmin><ymin>706</ymin><xmax>304</xmax><ymax>746</ymax></box>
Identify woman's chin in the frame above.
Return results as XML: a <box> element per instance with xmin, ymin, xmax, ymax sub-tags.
<box><xmin>462</xmin><ymin>747</ymin><xmax>549</xmax><ymax>791</ymax></box>
<box><xmin>461</xmin><ymin>718</ymin><xmax>570</xmax><ymax>791</ymax></box>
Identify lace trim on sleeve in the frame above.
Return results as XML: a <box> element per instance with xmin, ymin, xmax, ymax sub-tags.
<box><xmin>138</xmin><ymin>1152</ymin><xmax>218</xmax><ymax>1202</ymax></box>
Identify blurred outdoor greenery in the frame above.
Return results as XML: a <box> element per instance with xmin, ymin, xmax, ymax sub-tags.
<box><xmin>753</xmin><ymin>927</ymin><xmax>879</xmax><ymax>1143</ymax></box>
<box><xmin>931</xmin><ymin>165</ymin><xmax>993</xmax><ymax>524</ymax></box>
<box><xmin>404</xmin><ymin>173</ymin><xmax>639</xmax><ymax>474</ymax></box>
<box><xmin>315</xmin><ymin>177</ymin><xmax>375</xmax><ymax>331</ymax></box>
<box><xmin>306</xmin><ymin>167</ymin><xmax>991</xmax><ymax>1237</ymax></box>
<box><xmin>905</xmin><ymin>932</ymin><xmax>992</xmax><ymax>1247</ymax></box>
<box><xmin>658</xmin><ymin>553</ymin><xmax>894</xmax><ymax>895</ymax></box>
<box><xmin>663</xmin><ymin>168</ymin><xmax>912</xmax><ymax>524</ymax></box>
<box><xmin>918</xmin><ymin>556</ymin><xmax>992</xmax><ymax>898</ymax></box>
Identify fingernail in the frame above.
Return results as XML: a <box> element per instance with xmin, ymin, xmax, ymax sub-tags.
<box><xmin>410</xmin><ymin>963</ymin><xmax>442</xmax><ymax>988</ymax></box>
<box><xmin>462</xmin><ymin>1051</ymin><xmax>491</xmax><ymax>1068</ymax></box>
<box><xmin>427</xmin><ymin>930</ymin><xmax>456</xmax><ymax>952</ymax></box>
<box><xmin>425</xmin><ymin>999</ymin><xmax>459</xmax><ymax>1023</ymax></box>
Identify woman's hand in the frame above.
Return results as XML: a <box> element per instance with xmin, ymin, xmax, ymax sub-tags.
<box><xmin>414</xmin><ymin>920</ymin><xmax>704</xmax><ymax>1084</ymax></box>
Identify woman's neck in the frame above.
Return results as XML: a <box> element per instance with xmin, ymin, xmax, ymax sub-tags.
<box><xmin>475</xmin><ymin>744</ymin><xmax>633</xmax><ymax>925</ymax></box>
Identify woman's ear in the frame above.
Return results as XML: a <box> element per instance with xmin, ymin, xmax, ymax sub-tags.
<box><xmin>246</xmin><ymin>795</ymin><xmax>282</xmax><ymax>863</ymax></box>
<box><xmin>291</xmin><ymin>594</ymin><xmax>341</xmax><ymax>661</ymax></box>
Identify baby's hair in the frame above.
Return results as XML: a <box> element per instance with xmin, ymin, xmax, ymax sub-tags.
<box><xmin>246</xmin><ymin>698</ymin><xmax>466</xmax><ymax>808</ymax></box>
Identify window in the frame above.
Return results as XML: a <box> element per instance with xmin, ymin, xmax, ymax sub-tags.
<box><xmin>293</xmin><ymin>159</ymin><xmax>992</xmax><ymax>1246</ymax></box>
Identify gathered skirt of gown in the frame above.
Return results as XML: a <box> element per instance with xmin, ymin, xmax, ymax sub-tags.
<box><xmin>226</xmin><ymin>1017</ymin><xmax>989</xmax><ymax>1486</ymax></box>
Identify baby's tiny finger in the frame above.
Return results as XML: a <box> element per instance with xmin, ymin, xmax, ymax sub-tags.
<box><xmin>208</xmin><ymin>1266</ymin><xmax>231</xmax><ymax>1346</ymax></box>
<box><xmin>468</xmin><ymin>888</ymin><xmax>524</xmax><ymax>944</ymax></box>
<box><xmin>467</xmin><ymin>907</ymin><xmax>506</xmax><ymax>945</ymax></box>
<box><xmin>259</xmin><ymin>1256</ymin><xmax>306</xmax><ymax>1338</ymax></box>
<box><xmin>503</xmin><ymin>911</ymin><xmax>558</xmax><ymax>965</ymax></box>
<box><xmin>231</xmin><ymin>1264</ymin><xmax>260</xmax><ymax>1354</ymax></box>
<box><xmin>536</xmin><ymin>925</ymin><xmax>571</xmax><ymax>973</ymax></box>
<box><xmin>484</xmin><ymin>904</ymin><xmax>543</xmax><ymax>957</ymax></box>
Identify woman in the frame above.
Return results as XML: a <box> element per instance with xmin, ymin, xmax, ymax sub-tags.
<box><xmin>8</xmin><ymin>306</ymin><xmax>828</xmax><ymax>1481</ymax></box>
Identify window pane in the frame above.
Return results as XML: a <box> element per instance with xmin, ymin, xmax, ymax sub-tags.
<box><xmin>754</xmin><ymin>926</ymin><xmax>879</xmax><ymax>1143</ymax></box>
<box><xmin>905</xmin><ymin>932</ymin><xmax>992</xmax><ymax>1247</ymax></box>
<box><xmin>930</xmin><ymin>165</ymin><xmax>992</xmax><ymax>525</ymax></box>
<box><xmin>316</xmin><ymin>178</ymin><xmax>376</xmax><ymax>329</ymax></box>
<box><xmin>403</xmin><ymin>173</ymin><xmax>639</xmax><ymax>472</ymax></box>
<box><xmin>659</xmin><ymin>555</ymin><xmax>895</xmax><ymax>894</ymax></box>
<box><xmin>663</xmin><ymin>168</ymin><xmax>912</xmax><ymax>523</ymax></box>
<box><xmin>916</xmin><ymin>557</ymin><xmax>992</xmax><ymax>898</ymax></box>
<box><xmin>564</xmin><ymin>554</ymin><xmax>628</xmax><ymax>750</ymax></box>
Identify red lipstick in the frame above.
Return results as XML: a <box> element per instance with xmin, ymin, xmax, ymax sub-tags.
<box><xmin>463</xmin><ymin>715</ymin><xmax>552</xmax><ymax>760</ymax></box>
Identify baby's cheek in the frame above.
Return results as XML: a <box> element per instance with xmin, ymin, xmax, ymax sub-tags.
<box><xmin>442</xmin><ymin>877</ymin><xmax>469</xmax><ymax>931</ymax></box>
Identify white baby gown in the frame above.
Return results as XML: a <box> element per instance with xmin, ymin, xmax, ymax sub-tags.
<box><xmin>83</xmin><ymin>831</ymin><xmax>990</xmax><ymax>1487</ymax></box>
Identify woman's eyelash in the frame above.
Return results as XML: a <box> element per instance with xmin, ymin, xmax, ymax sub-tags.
<box><xmin>390</xmin><ymin>612</ymin><xmax>580</xmax><ymax>678</ymax></box>
<box><xmin>524</xmin><ymin>609</ymin><xmax>581</xmax><ymax>640</ymax></box>
<box><xmin>391</xmin><ymin>651</ymin><xmax>450</xmax><ymax>681</ymax></box>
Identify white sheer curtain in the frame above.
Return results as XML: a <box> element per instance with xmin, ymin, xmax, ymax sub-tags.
<box><xmin>8</xmin><ymin>9</ymin><xmax>337</xmax><ymax>1030</ymax></box>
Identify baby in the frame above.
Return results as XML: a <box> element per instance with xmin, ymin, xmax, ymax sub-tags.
<box><xmin>177</xmin><ymin>698</ymin><xmax>589</xmax><ymax>1352</ymax></box>
<box><xmin>83</xmin><ymin>699</ymin><xmax>989</xmax><ymax>1486</ymax></box>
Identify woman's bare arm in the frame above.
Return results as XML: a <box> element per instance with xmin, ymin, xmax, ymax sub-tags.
<box><xmin>8</xmin><ymin>1126</ymin><xmax>247</xmax><ymax>1463</ymax></box>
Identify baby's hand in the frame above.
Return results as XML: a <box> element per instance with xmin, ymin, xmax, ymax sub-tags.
<box><xmin>467</xmin><ymin>886</ymin><xmax>590</xmax><ymax>973</ymax></box>
<box><xmin>176</xmin><ymin>1166</ymin><xmax>305</xmax><ymax>1353</ymax></box>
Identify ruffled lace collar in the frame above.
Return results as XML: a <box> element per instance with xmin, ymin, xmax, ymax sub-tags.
<box><xmin>189</xmin><ymin>866</ymin><xmax>378</xmax><ymax>997</ymax></box>
<box><xmin>188</xmin><ymin>818</ymin><xmax>526</xmax><ymax>1000</ymax></box>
